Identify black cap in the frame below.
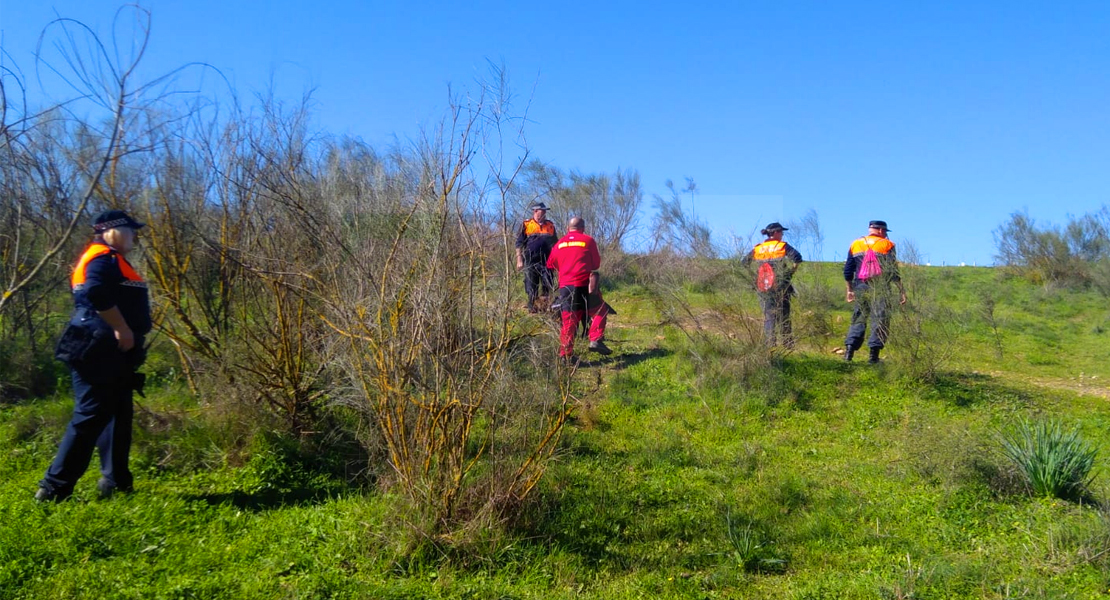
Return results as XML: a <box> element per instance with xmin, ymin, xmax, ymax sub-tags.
<box><xmin>530</xmin><ymin>202</ymin><xmax>550</xmax><ymax>211</ymax></box>
<box><xmin>92</xmin><ymin>209</ymin><xmax>145</xmax><ymax>232</ymax></box>
<box><xmin>762</xmin><ymin>222</ymin><xmax>788</xmax><ymax>234</ymax></box>
<box><xmin>868</xmin><ymin>220</ymin><xmax>891</xmax><ymax>231</ymax></box>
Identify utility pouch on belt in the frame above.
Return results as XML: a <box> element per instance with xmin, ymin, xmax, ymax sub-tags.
<box><xmin>54</xmin><ymin>322</ymin><xmax>106</xmax><ymax>366</ymax></box>
<box><xmin>55</xmin><ymin>321</ymin><xmax>127</xmax><ymax>384</ymax></box>
<box><xmin>551</xmin><ymin>286</ymin><xmax>573</xmax><ymax>313</ymax></box>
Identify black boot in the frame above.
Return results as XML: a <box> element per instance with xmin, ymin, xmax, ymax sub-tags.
<box><xmin>844</xmin><ymin>346</ymin><xmax>855</xmax><ymax>362</ymax></box>
<box><xmin>868</xmin><ymin>347</ymin><xmax>881</xmax><ymax>364</ymax></box>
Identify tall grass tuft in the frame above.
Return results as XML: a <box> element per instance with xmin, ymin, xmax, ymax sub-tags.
<box><xmin>999</xmin><ymin>419</ymin><xmax>1098</xmax><ymax>501</ymax></box>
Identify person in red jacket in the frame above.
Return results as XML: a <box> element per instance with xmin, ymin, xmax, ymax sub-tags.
<box><xmin>546</xmin><ymin>217</ymin><xmax>610</xmax><ymax>357</ymax></box>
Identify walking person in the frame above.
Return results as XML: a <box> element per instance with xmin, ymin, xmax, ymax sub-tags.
<box><xmin>547</xmin><ymin>217</ymin><xmax>611</xmax><ymax>358</ymax></box>
<box><xmin>37</xmin><ymin>210</ymin><xmax>151</xmax><ymax>501</ymax></box>
<box><xmin>744</xmin><ymin>222</ymin><xmax>803</xmax><ymax>347</ymax></box>
<box><xmin>515</xmin><ymin>202</ymin><xmax>558</xmax><ymax>313</ymax></box>
<box><xmin>842</xmin><ymin>220</ymin><xmax>906</xmax><ymax>363</ymax></box>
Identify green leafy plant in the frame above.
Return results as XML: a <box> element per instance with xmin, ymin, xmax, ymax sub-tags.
<box><xmin>999</xmin><ymin>419</ymin><xmax>1098</xmax><ymax>500</ymax></box>
<box><xmin>723</xmin><ymin>508</ymin><xmax>787</xmax><ymax>574</ymax></box>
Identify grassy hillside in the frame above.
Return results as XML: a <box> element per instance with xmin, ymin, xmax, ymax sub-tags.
<box><xmin>3</xmin><ymin>263</ymin><xmax>1110</xmax><ymax>599</ymax></box>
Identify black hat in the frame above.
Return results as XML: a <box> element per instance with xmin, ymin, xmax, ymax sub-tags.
<box><xmin>762</xmin><ymin>222</ymin><xmax>788</xmax><ymax>233</ymax></box>
<box><xmin>92</xmin><ymin>209</ymin><xmax>145</xmax><ymax>232</ymax></box>
<box><xmin>529</xmin><ymin>202</ymin><xmax>550</xmax><ymax>211</ymax></box>
<box><xmin>868</xmin><ymin>220</ymin><xmax>891</xmax><ymax>231</ymax></box>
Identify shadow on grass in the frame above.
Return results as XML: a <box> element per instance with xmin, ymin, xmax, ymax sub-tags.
<box><xmin>570</xmin><ymin>347</ymin><xmax>671</xmax><ymax>371</ymax></box>
<box><xmin>182</xmin><ymin>488</ymin><xmax>339</xmax><ymax>511</ymax></box>
<box><xmin>920</xmin><ymin>371</ymin><xmax>1036</xmax><ymax>408</ymax></box>
<box><xmin>612</xmin><ymin>347</ymin><xmax>670</xmax><ymax>370</ymax></box>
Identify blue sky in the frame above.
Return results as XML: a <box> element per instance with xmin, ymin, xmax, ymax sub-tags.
<box><xmin>3</xmin><ymin>1</ymin><xmax>1109</xmax><ymax>264</ymax></box>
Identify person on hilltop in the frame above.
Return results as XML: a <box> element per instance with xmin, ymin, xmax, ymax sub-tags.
<box><xmin>546</xmin><ymin>216</ymin><xmax>611</xmax><ymax>358</ymax></box>
<box><xmin>842</xmin><ymin>219</ymin><xmax>906</xmax><ymax>364</ymax></box>
<box><xmin>515</xmin><ymin>201</ymin><xmax>559</xmax><ymax>313</ymax></box>
<box><xmin>743</xmin><ymin>222</ymin><xmax>803</xmax><ymax>348</ymax></box>
<box><xmin>37</xmin><ymin>210</ymin><xmax>151</xmax><ymax>502</ymax></box>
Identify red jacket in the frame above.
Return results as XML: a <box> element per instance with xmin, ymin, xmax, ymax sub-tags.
<box><xmin>546</xmin><ymin>231</ymin><xmax>600</xmax><ymax>287</ymax></box>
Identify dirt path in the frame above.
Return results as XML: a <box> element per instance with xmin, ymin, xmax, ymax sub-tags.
<box><xmin>986</xmin><ymin>370</ymin><xmax>1110</xmax><ymax>400</ymax></box>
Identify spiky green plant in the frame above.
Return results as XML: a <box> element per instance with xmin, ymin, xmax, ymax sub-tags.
<box><xmin>999</xmin><ymin>419</ymin><xmax>1098</xmax><ymax>501</ymax></box>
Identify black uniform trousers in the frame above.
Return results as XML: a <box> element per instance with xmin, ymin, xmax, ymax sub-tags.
<box><xmin>40</xmin><ymin>368</ymin><xmax>135</xmax><ymax>497</ymax></box>
<box><xmin>523</xmin><ymin>261</ymin><xmax>555</xmax><ymax>308</ymax></box>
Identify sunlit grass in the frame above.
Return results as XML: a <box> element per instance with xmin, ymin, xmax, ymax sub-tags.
<box><xmin>4</xmin><ymin>266</ymin><xmax>1110</xmax><ymax>598</ymax></box>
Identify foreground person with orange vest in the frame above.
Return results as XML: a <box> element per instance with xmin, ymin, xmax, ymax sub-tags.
<box><xmin>743</xmin><ymin>222</ymin><xmax>803</xmax><ymax>348</ymax></box>
<box><xmin>37</xmin><ymin>210</ymin><xmax>151</xmax><ymax>502</ymax></box>
<box><xmin>842</xmin><ymin>220</ymin><xmax>906</xmax><ymax>363</ymax></box>
<box><xmin>546</xmin><ymin>217</ymin><xmax>611</xmax><ymax>357</ymax></box>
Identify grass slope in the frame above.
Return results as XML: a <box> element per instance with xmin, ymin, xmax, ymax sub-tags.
<box><xmin>3</xmin><ymin>264</ymin><xmax>1110</xmax><ymax>599</ymax></box>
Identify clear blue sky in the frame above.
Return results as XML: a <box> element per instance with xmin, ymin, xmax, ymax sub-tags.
<box><xmin>3</xmin><ymin>1</ymin><xmax>1109</xmax><ymax>264</ymax></box>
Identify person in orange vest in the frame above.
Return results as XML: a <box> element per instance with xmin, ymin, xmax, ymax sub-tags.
<box><xmin>37</xmin><ymin>210</ymin><xmax>151</xmax><ymax>502</ymax></box>
<box><xmin>546</xmin><ymin>216</ymin><xmax>611</xmax><ymax>357</ymax></box>
<box><xmin>515</xmin><ymin>202</ymin><xmax>559</xmax><ymax>313</ymax></box>
<box><xmin>743</xmin><ymin>222</ymin><xmax>803</xmax><ymax>347</ymax></box>
<box><xmin>842</xmin><ymin>220</ymin><xmax>906</xmax><ymax>363</ymax></box>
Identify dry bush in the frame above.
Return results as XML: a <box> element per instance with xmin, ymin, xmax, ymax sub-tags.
<box><xmin>314</xmin><ymin>74</ymin><xmax>576</xmax><ymax>553</ymax></box>
<box><xmin>523</xmin><ymin>162</ymin><xmax>643</xmax><ymax>254</ymax></box>
<box><xmin>135</xmin><ymin>93</ymin><xmax>341</xmax><ymax>432</ymax></box>
<box><xmin>790</xmin><ymin>272</ymin><xmax>843</xmax><ymax>353</ymax></box>
<box><xmin>638</xmin><ymin>251</ymin><xmax>776</xmax><ymax>388</ymax></box>
<box><xmin>888</xmin><ymin>264</ymin><xmax>964</xmax><ymax>382</ymax></box>
<box><xmin>994</xmin><ymin>208</ymin><xmax>1110</xmax><ymax>290</ymax></box>
<box><xmin>0</xmin><ymin>7</ymin><xmax>206</xmax><ymax>398</ymax></box>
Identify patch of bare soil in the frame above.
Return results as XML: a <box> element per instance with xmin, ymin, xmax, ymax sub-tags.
<box><xmin>984</xmin><ymin>370</ymin><xmax>1110</xmax><ymax>400</ymax></box>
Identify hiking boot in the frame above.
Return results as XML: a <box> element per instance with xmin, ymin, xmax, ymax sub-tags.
<box><xmin>96</xmin><ymin>478</ymin><xmax>132</xmax><ymax>499</ymax></box>
<box><xmin>844</xmin><ymin>347</ymin><xmax>855</xmax><ymax>362</ymax></box>
<box><xmin>588</xmin><ymin>340</ymin><xmax>612</xmax><ymax>355</ymax></box>
<box><xmin>34</xmin><ymin>487</ymin><xmax>68</xmax><ymax>503</ymax></box>
<box><xmin>97</xmin><ymin>478</ymin><xmax>116</xmax><ymax>499</ymax></box>
<box><xmin>868</xmin><ymin>347</ymin><xmax>881</xmax><ymax>364</ymax></box>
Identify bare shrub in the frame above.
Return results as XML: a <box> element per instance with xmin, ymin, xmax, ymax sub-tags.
<box><xmin>317</xmin><ymin>74</ymin><xmax>575</xmax><ymax>553</ymax></box>
<box><xmin>523</xmin><ymin>162</ymin><xmax>643</xmax><ymax>254</ymax></box>
<box><xmin>0</xmin><ymin>7</ymin><xmax>208</xmax><ymax>398</ymax></box>
<box><xmin>994</xmin><ymin>208</ymin><xmax>1110</xmax><ymax>289</ymax></box>
<box><xmin>777</xmin><ymin>210</ymin><xmax>838</xmax><ymax>351</ymax></box>
<box><xmin>888</xmin><ymin>265</ymin><xmax>964</xmax><ymax>382</ymax></box>
<box><xmin>650</xmin><ymin>178</ymin><xmax>716</xmax><ymax>258</ymax></box>
<box><xmin>785</xmin><ymin>208</ymin><xmax>824</xmax><ymax>263</ymax></box>
<box><xmin>790</xmin><ymin>272</ymin><xmax>842</xmax><ymax>352</ymax></box>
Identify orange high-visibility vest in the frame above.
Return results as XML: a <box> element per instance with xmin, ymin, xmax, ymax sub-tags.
<box><xmin>752</xmin><ymin>240</ymin><xmax>788</xmax><ymax>262</ymax></box>
<box><xmin>522</xmin><ymin>219</ymin><xmax>556</xmax><ymax>236</ymax></box>
<box><xmin>849</xmin><ymin>235</ymin><xmax>895</xmax><ymax>257</ymax></box>
<box><xmin>71</xmin><ymin>243</ymin><xmax>144</xmax><ymax>290</ymax></box>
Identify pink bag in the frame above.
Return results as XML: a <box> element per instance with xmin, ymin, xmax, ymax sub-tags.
<box><xmin>857</xmin><ymin>245</ymin><xmax>883</xmax><ymax>281</ymax></box>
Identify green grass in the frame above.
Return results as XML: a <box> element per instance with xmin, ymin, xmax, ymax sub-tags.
<box><xmin>4</xmin><ymin>264</ymin><xmax>1110</xmax><ymax>598</ymax></box>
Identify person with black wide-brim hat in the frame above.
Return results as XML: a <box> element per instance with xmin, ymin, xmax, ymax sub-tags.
<box><xmin>842</xmin><ymin>220</ymin><xmax>906</xmax><ymax>363</ymax></box>
<box><xmin>743</xmin><ymin>222</ymin><xmax>803</xmax><ymax>348</ymax></box>
<box><xmin>36</xmin><ymin>209</ymin><xmax>151</xmax><ymax>501</ymax></box>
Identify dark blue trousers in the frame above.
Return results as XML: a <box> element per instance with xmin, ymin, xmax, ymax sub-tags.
<box><xmin>523</xmin><ymin>262</ymin><xmax>555</xmax><ymax>308</ymax></box>
<box><xmin>758</xmin><ymin>289</ymin><xmax>793</xmax><ymax>348</ymax></box>
<box><xmin>40</xmin><ymin>369</ymin><xmax>134</xmax><ymax>497</ymax></box>
<box><xmin>845</xmin><ymin>283</ymin><xmax>892</xmax><ymax>350</ymax></box>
